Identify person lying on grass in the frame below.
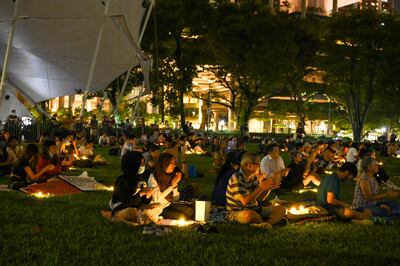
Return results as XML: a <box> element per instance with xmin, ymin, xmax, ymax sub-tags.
<box><xmin>352</xmin><ymin>157</ymin><xmax>400</xmax><ymax>217</ymax></box>
<box><xmin>148</xmin><ymin>152</ymin><xmax>194</xmax><ymax>220</ymax></box>
<box><xmin>316</xmin><ymin>162</ymin><xmax>372</xmax><ymax>220</ymax></box>
<box><xmin>109</xmin><ymin>151</ymin><xmax>157</xmax><ymax>225</ymax></box>
<box><xmin>37</xmin><ymin>140</ymin><xmax>73</xmax><ymax>181</ymax></box>
<box><xmin>225</xmin><ymin>152</ymin><xmax>286</xmax><ymax>227</ymax></box>
<box><xmin>9</xmin><ymin>144</ymin><xmax>55</xmax><ymax>189</ymax></box>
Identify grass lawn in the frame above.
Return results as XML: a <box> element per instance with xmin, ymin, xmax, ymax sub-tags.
<box><xmin>1</xmin><ymin>144</ymin><xmax>400</xmax><ymax>265</ymax></box>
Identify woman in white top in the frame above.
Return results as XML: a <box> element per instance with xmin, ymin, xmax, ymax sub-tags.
<box><xmin>148</xmin><ymin>152</ymin><xmax>194</xmax><ymax>220</ymax></box>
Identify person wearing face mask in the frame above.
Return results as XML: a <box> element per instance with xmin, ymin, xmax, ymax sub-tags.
<box><xmin>109</xmin><ymin>151</ymin><xmax>156</xmax><ymax>225</ymax></box>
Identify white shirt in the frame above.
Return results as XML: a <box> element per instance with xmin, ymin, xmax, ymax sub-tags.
<box><xmin>260</xmin><ymin>154</ymin><xmax>285</xmax><ymax>176</ymax></box>
<box><xmin>147</xmin><ymin>174</ymin><xmax>180</xmax><ymax>209</ymax></box>
<box><xmin>346</xmin><ymin>147</ymin><xmax>358</xmax><ymax>163</ymax></box>
<box><xmin>78</xmin><ymin>146</ymin><xmax>93</xmax><ymax>157</ymax></box>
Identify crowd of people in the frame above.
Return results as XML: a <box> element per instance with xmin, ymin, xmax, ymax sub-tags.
<box><xmin>2</xmin><ymin>120</ymin><xmax>400</xmax><ymax>229</ymax></box>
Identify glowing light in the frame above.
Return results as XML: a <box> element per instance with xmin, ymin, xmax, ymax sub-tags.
<box><xmin>378</xmin><ymin>161</ymin><xmax>383</xmax><ymax>166</ymax></box>
<box><xmin>325</xmin><ymin>170</ymin><xmax>333</xmax><ymax>175</ymax></box>
<box><xmin>178</xmin><ymin>218</ymin><xmax>186</xmax><ymax>227</ymax></box>
<box><xmin>288</xmin><ymin>205</ymin><xmax>309</xmax><ymax>215</ymax></box>
<box><xmin>81</xmin><ymin>156</ymin><xmax>88</xmax><ymax>160</ymax></box>
<box><xmin>32</xmin><ymin>191</ymin><xmax>51</xmax><ymax>198</ymax></box>
<box><xmin>298</xmin><ymin>188</ymin><xmax>318</xmax><ymax>193</ymax></box>
<box><xmin>103</xmin><ymin>186</ymin><xmax>114</xmax><ymax>191</ymax></box>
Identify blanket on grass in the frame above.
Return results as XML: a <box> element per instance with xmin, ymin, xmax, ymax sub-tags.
<box><xmin>20</xmin><ymin>178</ymin><xmax>81</xmax><ymax>196</ymax></box>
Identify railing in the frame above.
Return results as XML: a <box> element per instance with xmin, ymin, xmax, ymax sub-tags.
<box><xmin>1</xmin><ymin>121</ymin><xmax>125</xmax><ymax>143</ymax></box>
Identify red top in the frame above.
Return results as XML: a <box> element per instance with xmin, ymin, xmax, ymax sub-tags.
<box><xmin>37</xmin><ymin>156</ymin><xmax>63</xmax><ymax>178</ymax></box>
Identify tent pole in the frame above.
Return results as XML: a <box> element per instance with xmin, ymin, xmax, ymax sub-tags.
<box><xmin>114</xmin><ymin>62</ymin><xmax>134</xmax><ymax>117</ymax></box>
<box><xmin>79</xmin><ymin>0</ymin><xmax>110</xmax><ymax>120</ymax></box>
<box><xmin>36</xmin><ymin>104</ymin><xmax>51</xmax><ymax>119</ymax></box>
<box><xmin>0</xmin><ymin>0</ymin><xmax>20</xmax><ymax>108</ymax></box>
<box><xmin>139</xmin><ymin>0</ymin><xmax>154</xmax><ymax>44</ymax></box>
<box><xmin>131</xmin><ymin>83</ymin><xmax>146</xmax><ymax>123</ymax></box>
<box><xmin>114</xmin><ymin>0</ymin><xmax>154</xmax><ymax>117</ymax></box>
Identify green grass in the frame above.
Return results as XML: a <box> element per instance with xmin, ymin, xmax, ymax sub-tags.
<box><xmin>1</xmin><ymin>145</ymin><xmax>400</xmax><ymax>265</ymax></box>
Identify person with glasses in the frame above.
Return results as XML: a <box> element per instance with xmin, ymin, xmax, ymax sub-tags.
<box><xmin>226</xmin><ymin>152</ymin><xmax>285</xmax><ymax>227</ymax></box>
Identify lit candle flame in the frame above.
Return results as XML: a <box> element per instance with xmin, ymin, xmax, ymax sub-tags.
<box><xmin>298</xmin><ymin>188</ymin><xmax>318</xmax><ymax>193</ymax></box>
<box><xmin>178</xmin><ymin>218</ymin><xmax>186</xmax><ymax>227</ymax></box>
<box><xmin>103</xmin><ymin>186</ymin><xmax>114</xmax><ymax>191</ymax></box>
<box><xmin>32</xmin><ymin>191</ymin><xmax>51</xmax><ymax>198</ymax></box>
<box><xmin>288</xmin><ymin>205</ymin><xmax>309</xmax><ymax>215</ymax></box>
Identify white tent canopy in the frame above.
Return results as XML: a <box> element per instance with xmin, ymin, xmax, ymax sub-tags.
<box><xmin>0</xmin><ymin>0</ymin><xmax>151</xmax><ymax>106</ymax></box>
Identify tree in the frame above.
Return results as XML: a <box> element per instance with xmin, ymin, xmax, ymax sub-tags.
<box><xmin>280</xmin><ymin>17</ymin><xmax>325</xmax><ymax>128</ymax></box>
<box><xmin>207</xmin><ymin>1</ymin><xmax>295</xmax><ymax>131</ymax></box>
<box><xmin>321</xmin><ymin>9</ymin><xmax>397</xmax><ymax>142</ymax></box>
<box><xmin>88</xmin><ymin>67</ymin><xmax>143</xmax><ymax>118</ymax></box>
<box><xmin>142</xmin><ymin>0</ymin><xmax>212</xmax><ymax>128</ymax></box>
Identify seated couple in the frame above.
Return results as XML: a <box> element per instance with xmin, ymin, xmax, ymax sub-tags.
<box><xmin>9</xmin><ymin>141</ymin><xmax>73</xmax><ymax>189</ymax></box>
<box><xmin>317</xmin><ymin>158</ymin><xmax>400</xmax><ymax>223</ymax></box>
<box><xmin>109</xmin><ymin>151</ymin><xmax>194</xmax><ymax>225</ymax></box>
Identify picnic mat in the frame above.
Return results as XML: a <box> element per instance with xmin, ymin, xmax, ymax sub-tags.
<box><xmin>20</xmin><ymin>178</ymin><xmax>81</xmax><ymax>196</ymax></box>
<box><xmin>58</xmin><ymin>171</ymin><xmax>109</xmax><ymax>191</ymax></box>
<box><xmin>0</xmin><ymin>184</ymin><xmax>11</xmax><ymax>191</ymax></box>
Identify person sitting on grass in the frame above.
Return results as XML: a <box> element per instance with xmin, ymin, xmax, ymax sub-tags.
<box><xmin>9</xmin><ymin>144</ymin><xmax>55</xmax><ymax>189</ymax></box>
<box><xmin>260</xmin><ymin>143</ymin><xmax>289</xmax><ymax>179</ymax></box>
<box><xmin>148</xmin><ymin>152</ymin><xmax>194</xmax><ymax>220</ymax></box>
<box><xmin>0</xmin><ymin>136</ymin><xmax>13</xmax><ymax>177</ymax></box>
<box><xmin>109</xmin><ymin>151</ymin><xmax>157</xmax><ymax>225</ymax></box>
<box><xmin>316</xmin><ymin>162</ymin><xmax>372</xmax><ymax>221</ymax></box>
<box><xmin>280</xmin><ymin>150</ymin><xmax>321</xmax><ymax>191</ymax></box>
<box><xmin>98</xmin><ymin>133</ymin><xmax>109</xmax><ymax>147</ymax></box>
<box><xmin>352</xmin><ymin>157</ymin><xmax>400</xmax><ymax>218</ymax></box>
<box><xmin>211</xmin><ymin>151</ymin><xmax>243</xmax><ymax>207</ymax></box>
<box><xmin>120</xmin><ymin>134</ymin><xmax>139</xmax><ymax>158</ymax></box>
<box><xmin>37</xmin><ymin>140</ymin><xmax>73</xmax><ymax>181</ymax></box>
<box><xmin>226</xmin><ymin>152</ymin><xmax>286</xmax><ymax>227</ymax></box>
<box><xmin>78</xmin><ymin>142</ymin><xmax>94</xmax><ymax>158</ymax></box>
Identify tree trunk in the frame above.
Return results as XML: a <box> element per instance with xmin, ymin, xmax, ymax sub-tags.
<box><xmin>352</xmin><ymin>120</ymin><xmax>363</xmax><ymax>143</ymax></box>
<box><xmin>179</xmin><ymin>88</ymin><xmax>185</xmax><ymax>129</ymax></box>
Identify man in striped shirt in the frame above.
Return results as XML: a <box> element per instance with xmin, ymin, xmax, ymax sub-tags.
<box><xmin>226</xmin><ymin>152</ymin><xmax>286</xmax><ymax>226</ymax></box>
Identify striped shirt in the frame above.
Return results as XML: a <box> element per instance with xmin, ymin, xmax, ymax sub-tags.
<box><xmin>226</xmin><ymin>169</ymin><xmax>260</xmax><ymax>211</ymax></box>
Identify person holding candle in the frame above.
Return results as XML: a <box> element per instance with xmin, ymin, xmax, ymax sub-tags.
<box><xmin>225</xmin><ymin>152</ymin><xmax>285</xmax><ymax>227</ymax></box>
<box><xmin>317</xmin><ymin>162</ymin><xmax>372</xmax><ymax>221</ymax></box>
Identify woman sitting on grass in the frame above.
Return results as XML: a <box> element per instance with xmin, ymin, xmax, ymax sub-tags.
<box><xmin>109</xmin><ymin>151</ymin><xmax>156</xmax><ymax>225</ymax></box>
<box><xmin>148</xmin><ymin>152</ymin><xmax>194</xmax><ymax>220</ymax></box>
<box><xmin>37</xmin><ymin>140</ymin><xmax>73</xmax><ymax>180</ymax></box>
<box><xmin>211</xmin><ymin>151</ymin><xmax>242</xmax><ymax>207</ymax></box>
<box><xmin>9</xmin><ymin>144</ymin><xmax>55</xmax><ymax>189</ymax></box>
<box><xmin>352</xmin><ymin>157</ymin><xmax>400</xmax><ymax>217</ymax></box>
